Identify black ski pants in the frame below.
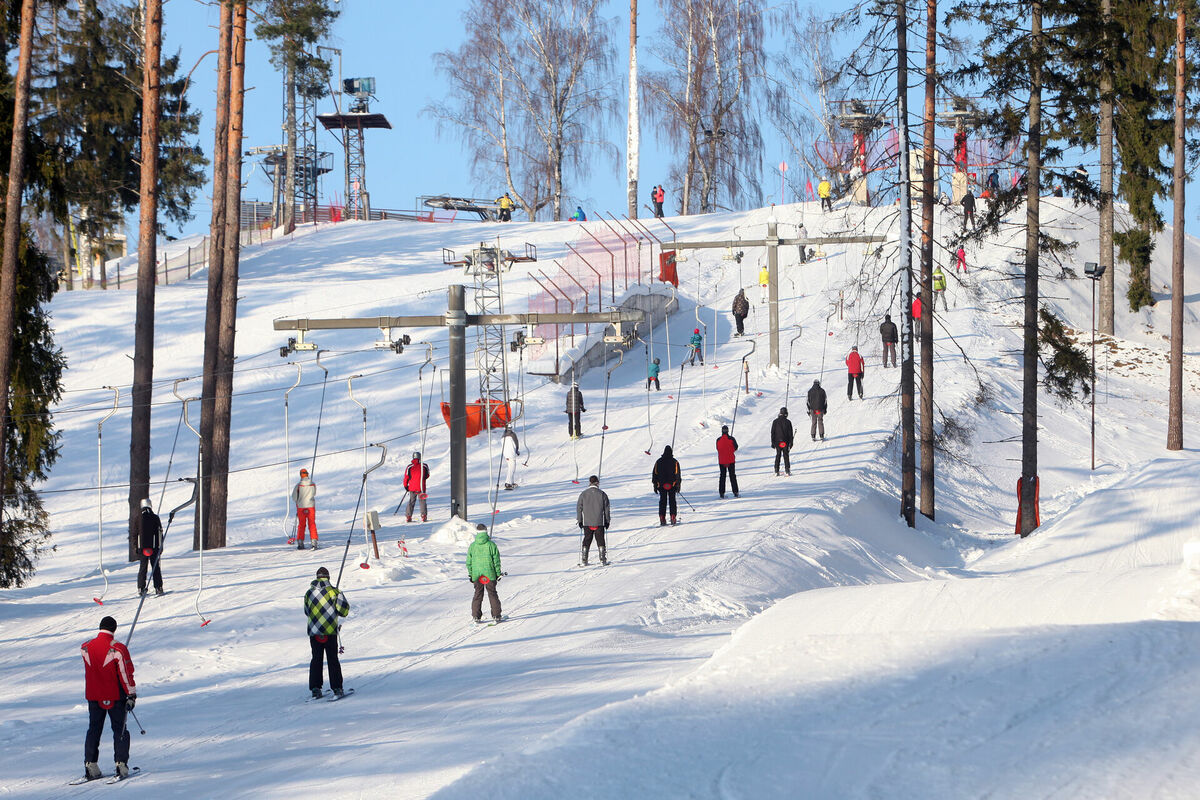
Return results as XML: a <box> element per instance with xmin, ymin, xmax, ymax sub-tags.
<box><xmin>658</xmin><ymin>489</ymin><xmax>678</xmax><ymax>518</ymax></box>
<box><xmin>85</xmin><ymin>700</ymin><xmax>130</xmax><ymax>765</ymax></box>
<box><xmin>647</xmin><ymin>377</ymin><xmax>660</xmax><ymax>391</ymax></box>
<box><xmin>847</xmin><ymin>373</ymin><xmax>863</xmax><ymax>399</ymax></box>
<box><xmin>471</xmin><ymin>579</ymin><xmax>503</xmax><ymax>620</ymax></box>
<box><xmin>581</xmin><ymin>526</ymin><xmax>607</xmax><ymax>550</ymax></box>
<box><xmin>309</xmin><ymin>634</ymin><xmax>343</xmax><ymax>692</ymax></box>
<box><xmin>774</xmin><ymin>445</ymin><xmax>791</xmax><ymax>475</ymax></box>
<box><xmin>821</xmin><ymin>197</ymin><xmax>833</xmax><ymax>212</ymax></box>
<box><xmin>734</xmin><ymin>315</ymin><xmax>746</xmax><ymax>335</ymax></box>
<box><xmin>137</xmin><ymin>550</ymin><xmax>163</xmax><ymax>593</ymax></box>
<box><xmin>567</xmin><ymin>412</ymin><xmax>582</xmax><ymax>437</ymax></box>
<box><xmin>719</xmin><ymin>463</ymin><xmax>738</xmax><ymax>497</ymax></box>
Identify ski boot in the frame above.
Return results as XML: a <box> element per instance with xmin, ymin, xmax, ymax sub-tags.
<box><xmin>311</xmin><ymin>688</ymin><xmax>323</xmax><ymax>699</ymax></box>
<box><xmin>310</xmin><ymin>540</ymin><xmax>320</xmax><ymax>550</ymax></box>
<box><xmin>580</xmin><ymin>544</ymin><xmax>589</xmax><ymax>566</ymax></box>
<box><xmin>421</xmin><ymin>515</ymin><xmax>427</xmax><ymax>522</ymax></box>
<box><xmin>296</xmin><ymin>540</ymin><xmax>305</xmax><ymax>550</ymax></box>
<box><xmin>155</xmin><ymin>588</ymin><xmax>164</xmax><ymax>596</ymax></box>
<box><xmin>405</xmin><ymin>515</ymin><xmax>412</xmax><ymax>523</ymax></box>
<box><xmin>332</xmin><ymin>688</ymin><xmax>345</xmax><ymax>699</ymax></box>
<box><xmin>84</xmin><ymin>762</ymin><xmax>102</xmax><ymax>781</ymax></box>
<box><xmin>138</xmin><ymin>588</ymin><xmax>147</xmax><ymax>597</ymax></box>
<box><xmin>115</xmin><ymin>763</ymin><xmax>130</xmax><ymax>780</ymax></box>
<box><xmin>670</xmin><ymin>515</ymin><xmax>678</xmax><ymax>525</ymax></box>
<box><xmin>659</xmin><ymin>514</ymin><xmax>667</xmax><ymax>527</ymax></box>
<box><xmin>599</xmin><ymin>546</ymin><xmax>608</xmax><ymax>566</ymax></box>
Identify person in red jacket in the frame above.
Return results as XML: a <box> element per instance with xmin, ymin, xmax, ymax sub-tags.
<box><xmin>846</xmin><ymin>345</ymin><xmax>865</xmax><ymax>401</ymax></box>
<box><xmin>81</xmin><ymin>616</ymin><xmax>136</xmax><ymax>781</ymax></box>
<box><xmin>912</xmin><ymin>292</ymin><xmax>923</xmax><ymax>337</ymax></box>
<box><xmin>403</xmin><ymin>452</ymin><xmax>431</xmax><ymax>522</ymax></box>
<box><xmin>715</xmin><ymin>424</ymin><xmax>739</xmax><ymax>499</ymax></box>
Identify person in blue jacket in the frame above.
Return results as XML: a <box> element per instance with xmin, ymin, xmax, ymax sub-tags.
<box><xmin>687</xmin><ymin>328</ymin><xmax>704</xmax><ymax>366</ymax></box>
<box><xmin>647</xmin><ymin>357</ymin><xmax>661</xmax><ymax>391</ymax></box>
<box><xmin>570</xmin><ymin>206</ymin><xmax>587</xmax><ymax>222</ymax></box>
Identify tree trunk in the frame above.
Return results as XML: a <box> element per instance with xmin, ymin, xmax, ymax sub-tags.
<box><xmin>1098</xmin><ymin>0</ymin><xmax>1114</xmax><ymax>336</ymax></box>
<box><xmin>284</xmin><ymin>57</ymin><xmax>296</xmax><ymax>231</ymax></box>
<box><xmin>128</xmin><ymin>0</ymin><xmax>162</xmax><ymax>561</ymax></box>
<box><xmin>1019</xmin><ymin>1</ymin><xmax>1043</xmax><ymax>537</ymax></box>
<box><xmin>0</xmin><ymin>0</ymin><xmax>37</xmax><ymax>500</ymax></box>
<box><xmin>198</xmin><ymin>0</ymin><xmax>232</xmax><ymax>551</ymax></box>
<box><xmin>627</xmin><ymin>0</ymin><xmax>639</xmax><ymax>219</ymax></box>
<box><xmin>898</xmin><ymin>0</ymin><xmax>916</xmax><ymax>528</ymax></box>
<box><xmin>1167</xmin><ymin>1</ymin><xmax>1185</xmax><ymax>451</ymax></box>
<box><xmin>918</xmin><ymin>0</ymin><xmax>937</xmax><ymax>522</ymax></box>
<box><xmin>208</xmin><ymin>0</ymin><xmax>248</xmax><ymax>550</ymax></box>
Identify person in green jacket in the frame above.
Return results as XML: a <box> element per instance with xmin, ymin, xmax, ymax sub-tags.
<box><xmin>647</xmin><ymin>357</ymin><xmax>661</xmax><ymax>391</ymax></box>
<box><xmin>932</xmin><ymin>265</ymin><xmax>948</xmax><ymax>311</ymax></box>
<box><xmin>466</xmin><ymin>524</ymin><xmax>504</xmax><ymax>623</ymax></box>
<box><xmin>304</xmin><ymin>566</ymin><xmax>349</xmax><ymax>698</ymax></box>
<box><xmin>687</xmin><ymin>328</ymin><xmax>704</xmax><ymax>366</ymax></box>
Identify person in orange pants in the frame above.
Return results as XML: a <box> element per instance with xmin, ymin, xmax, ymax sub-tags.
<box><xmin>291</xmin><ymin>468</ymin><xmax>318</xmax><ymax>550</ymax></box>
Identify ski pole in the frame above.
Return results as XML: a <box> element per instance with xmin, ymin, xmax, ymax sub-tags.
<box><xmin>336</xmin><ymin>444</ymin><xmax>386</xmax><ymax>588</ymax></box>
<box><xmin>128</xmin><ymin>708</ymin><xmax>146</xmax><ymax>735</ymax></box>
<box><xmin>392</xmin><ymin>490</ymin><xmax>412</xmax><ymax>516</ymax></box>
<box><xmin>126</xmin><ymin>478</ymin><xmax>197</xmax><ymax>650</ymax></box>
<box><xmin>677</xmin><ymin>491</ymin><xmax>696</xmax><ymax>512</ymax></box>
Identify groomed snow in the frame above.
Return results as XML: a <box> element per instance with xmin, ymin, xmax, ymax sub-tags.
<box><xmin>2</xmin><ymin>196</ymin><xmax>1199</xmax><ymax>798</ymax></box>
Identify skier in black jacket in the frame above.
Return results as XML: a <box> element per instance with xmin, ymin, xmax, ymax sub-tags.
<box><xmin>879</xmin><ymin>314</ymin><xmax>898</xmax><ymax>368</ymax></box>
<box><xmin>961</xmin><ymin>189</ymin><xmax>976</xmax><ymax>229</ymax></box>
<box><xmin>136</xmin><ymin>499</ymin><xmax>164</xmax><ymax>596</ymax></box>
<box><xmin>807</xmin><ymin>380</ymin><xmax>828</xmax><ymax>441</ymax></box>
<box><xmin>652</xmin><ymin>445</ymin><xmax>682</xmax><ymax>525</ymax></box>
<box><xmin>566</xmin><ymin>385</ymin><xmax>585</xmax><ymax>439</ymax></box>
<box><xmin>770</xmin><ymin>407</ymin><xmax>794</xmax><ymax>476</ymax></box>
<box><xmin>731</xmin><ymin>289</ymin><xmax>750</xmax><ymax>336</ymax></box>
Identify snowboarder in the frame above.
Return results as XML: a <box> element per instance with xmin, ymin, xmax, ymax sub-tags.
<box><xmin>771</xmin><ymin>407</ymin><xmax>793</xmax><ymax>476</ymax></box>
<box><xmin>81</xmin><ymin>616</ymin><xmax>136</xmax><ymax>782</ymax></box>
<box><xmin>570</xmin><ymin>206</ymin><xmax>587</xmax><ymax>222</ymax></box>
<box><xmin>652</xmin><ymin>445</ymin><xmax>682</xmax><ymax>525</ymax></box>
<box><xmin>880</xmin><ymin>314</ymin><xmax>898</xmax><ymax>368</ymax></box>
<box><xmin>402</xmin><ymin>452</ymin><xmax>430</xmax><ymax>522</ymax></box>
<box><xmin>291</xmin><ymin>468</ymin><xmax>318</xmax><ymax>550</ymax></box>
<box><xmin>502</xmin><ymin>426</ymin><xmax>520</xmax><ymax>490</ymax></box>
<box><xmin>467</xmin><ymin>523</ymin><xmax>503</xmax><ymax>622</ymax></box>
<box><xmin>136</xmin><ymin>499</ymin><xmax>164</xmax><ymax>596</ymax></box>
<box><xmin>807</xmin><ymin>380</ymin><xmax>828</xmax><ymax>441</ymax></box>
<box><xmin>758</xmin><ymin>264</ymin><xmax>770</xmax><ymax>304</ymax></box>
<box><xmin>715</xmin><ymin>424</ymin><xmax>739</xmax><ymax>498</ymax></box>
<box><xmin>576</xmin><ymin>475</ymin><xmax>611</xmax><ymax>565</ymax></box>
<box><xmin>731</xmin><ymin>288</ymin><xmax>750</xmax><ymax>336</ymax></box>
<box><xmin>798</xmin><ymin>222</ymin><xmax>809</xmax><ymax>263</ymax></box>
<box><xmin>687</xmin><ymin>328</ymin><xmax>704</xmax><ymax>366</ymax></box>
<box><xmin>566</xmin><ymin>384</ymin><xmax>585</xmax><ymax>438</ymax></box>
<box><xmin>846</xmin><ymin>345</ymin><xmax>865</xmax><ymax>401</ymax></box>
<box><xmin>647</xmin><ymin>357</ymin><xmax>661</xmax><ymax>391</ymax></box>
<box><xmin>933</xmin><ymin>265</ymin><xmax>949</xmax><ymax>311</ymax></box>
<box><xmin>956</xmin><ymin>245</ymin><xmax>967</xmax><ymax>273</ymax></box>
<box><xmin>652</xmin><ymin>184</ymin><xmax>665</xmax><ymax>218</ymax></box>
<box><xmin>961</xmin><ymin>189</ymin><xmax>976</xmax><ymax>229</ymax></box>
<box><xmin>305</xmin><ymin>566</ymin><xmax>349</xmax><ymax>699</ymax></box>
<box><xmin>495</xmin><ymin>192</ymin><xmax>515</xmax><ymax>222</ymax></box>
<box><xmin>818</xmin><ymin>177</ymin><xmax>833</xmax><ymax>212</ymax></box>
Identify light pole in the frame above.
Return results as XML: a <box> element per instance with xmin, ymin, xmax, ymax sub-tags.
<box><xmin>1084</xmin><ymin>261</ymin><xmax>1106</xmax><ymax>470</ymax></box>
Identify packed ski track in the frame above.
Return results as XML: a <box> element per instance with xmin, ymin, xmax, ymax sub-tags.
<box><xmin>3</xmin><ymin>198</ymin><xmax>1200</xmax><ymax>798</ymax></box>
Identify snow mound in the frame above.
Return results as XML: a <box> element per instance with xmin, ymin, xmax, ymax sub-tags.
<box><xmin>429</xmin><ymin>517</ymin><xmax>479</xmax><ymax>546</ymax></box>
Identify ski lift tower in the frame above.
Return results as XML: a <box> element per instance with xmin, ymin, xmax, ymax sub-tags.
<box><xmin>937</xmin><ymin>96</ymin><xmax>988</xmax><ymax>203</ymax></box>
<box><xmin>833</xmin><ymin>99</ymin><xmax>887</xmax><ymax>206</ymax></box>
<box><xmin>318</xmin><ymin>77</ymin><xmax>391</xmax><ymax>221</ymax></box>
<box><xmin>441</xmin><ymin>242</ymin><xmax>539</xmax><ymax>429</ymax></box>
<box><xmin>295</xmin><ymin>64</ymin><xmax>334</xmax><ymax>224</ymax></box>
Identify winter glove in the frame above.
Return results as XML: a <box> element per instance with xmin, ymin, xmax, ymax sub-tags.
<box><xmin>126</xmin><ymin>694</ymin><xmax>136</xmax><ymax>711</ymax></box>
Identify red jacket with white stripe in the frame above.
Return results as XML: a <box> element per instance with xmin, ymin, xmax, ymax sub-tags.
<box><xmin>82</xmin><ymin>631</ymin><xmax>135</xmax><ymax>708</ymax></box>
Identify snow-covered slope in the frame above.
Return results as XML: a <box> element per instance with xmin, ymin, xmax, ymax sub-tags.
<box><xmin>3</xmin><ymin>196</ymin><xmax>1199</xmax><ymax>798</ymax></box>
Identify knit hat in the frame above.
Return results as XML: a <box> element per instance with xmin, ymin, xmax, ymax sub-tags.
<box><xmin>99</xmin><ymin>616</ymin><xmax>117</xmax><ymax>632</ymax></box>
<box><xmin>588</xmin><ymin>475</ymin><xmax>599</xmax><ymax>485</ymax></box>
<box><xmin>852</xmin><ymin>345</ymin><xmax>858</xmax><ymax>351</ymax></box>
<box><xmin>779</xmin><ymin>407</ymin><xmax>788</xmax><ymax>416</ymax></box>
<box><xmin>721</xmin><ymin>424</ymin><xmax>729</xmax><ymax>433</ymax></box>
<box><xmin>315</xmin><ymin>567</ymin><xmax>329</xmax><ymax>579</ymax></box>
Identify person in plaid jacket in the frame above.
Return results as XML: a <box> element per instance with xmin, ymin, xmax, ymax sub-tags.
<box><xmin>304</xmin><ymin>567</ymin><xmax>350</xmax><ymax>698</ymax></box>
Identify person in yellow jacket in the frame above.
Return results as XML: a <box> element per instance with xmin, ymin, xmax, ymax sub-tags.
<box><xmin>817</xmin><ymin>177</ymin><xmax>833</xmax><ymax>212</ymax></box>
<box><xmin>496</xmin><ymin>192</ymin><xmax>515</xmax><ymax>222</ymax></box>
<box><xmin>932</xmin><ymin>265</ymin><xmax>948</xmax><ymax>311</ymax></box>
<box><xmin>758</xmin><ymin>264</ymin><xmax>770</xmax><ymax>304</ymax></box>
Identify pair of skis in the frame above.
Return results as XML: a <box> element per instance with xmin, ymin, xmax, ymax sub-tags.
<box><xmin>307</xmin><ymin>688</ymin><xmax>356</xmax><ymax>703</ymax></box>
<box><xmin>68</xmin><ymin>766</ymin><xmax>141</xmax><ymax>785</ymax></box>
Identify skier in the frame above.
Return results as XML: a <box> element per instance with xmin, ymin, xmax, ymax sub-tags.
<box><xmin>880</xmin><ymin>314</ymin><xmax>898</xmax><ymax>368</ymax></box>
<box><xmin>956</xmin><ymin>245</ymin><xmax>967</xmax><ymax>273</ymax></box>
<box><xmin>467</xmin><ymin>523</ymin><xmax>503</xmax><ymax>622</ymax></box>
<box><xmin>495</xmin><ymin>192</ymin><xmax>515</xmax><ymax>222</ymax></box>
<box><xmin>652</xmin><ymin>184</ymin><xmax>665</xmax><ymax>218</ymax></box>
<box><xmin>687</xmin><ymin>328</ymin><xmax>704</xmax><ymax>366</ymax></box>
<box><xmin>570</xmin><ymin>206</ymin><xmax>587</xmax><ymax>222</ymax></box>
<box><xmin>933</xmin><ymin>265</ymin><xmax>949</xmax><ymax>311</ymax></box>
<box><xmin>403</xmin><ymin>452</ymin><xmax>430</xmax><ymax>522</ymax></box>
<box><xmin>818</xmin><ymin>177</ymin><xmax>833</xmax><ymax>212</ymax></box>
<box><xmin>771</xmin><ymin>407</ymin><xmax>793</xmax><ymax>476</ymax></box>
<box><xmin>136</xmin><ymin>499</ymin><xmax>164</xmax><ymax>596</ymax></box>
<box><xmin>502</xmin><ymin>426</ymin><xmax>520</xmax><ymax>490</ymax></box>
<box><xmin>566</xmin><ymin>384</ymin><xmax>585</xmax><ymax>438</ymax></box>
<box><xmin>846</xmin><ymin>345</ymin><xmax>865</xmax><ymax>401</ymax></box>
<box><xmin>807</xmin><ymin>379</ymin><xmax>828</xmax><ymax>441</ymax></box>
<box><xmin>961</xmin><ymin>189</ymin><xmax>976</xmax><ymax>229</ymax></box>
<box><xmin>986</xmin><ymin>169</ymin><xmax>1000</xmax><ymax>194</ymax></box>
<box><xmin>731</xmin><ymin>288</ymin><xmax>750</xmax><ymax>336</ymax></box>
<box><xmin>305</xmin><ymin>566</ymin><xmax>349</xmax><ymax>699</ymax></box>
<box><xmin>576</xmin><ymin>475</ymin><xmax>611</xmax><ymax>565</ymax></box>
<box><xmin>912</xmin><ymin>291</ymin><xmax>923</xmax><ymax>337</ymax></box>
<box><xmin>652</xmin><ymin>445</ymin><xmax>682</xmax><ymax>525</ymax></box>
<box><xmin>715</xmin><ymin>424</ymin><xmax>739</xmax><ymax>498</ymax></box>
<box><xmin>647</xmin><ymin>357</ymin><xmax>661</xmax><ymax>391</ymax></box>
<box><xmin>798</xmin><ymin>222</ymin><xmax>809</xmax><ymax>263</ymax></box>
<box><xmin>291</xmin><ymin>468</ymin><xmax>318</xmax><ymax>550</ymax></box>
<box><xmin>81</xmin><ymin>616</ymin><xmax>136</xmax><ymax>782</ymax></box>
<box><xmin>758</xmin><ymin>264</ymin><xmax>770</xmax><ymax>304</ymax></box>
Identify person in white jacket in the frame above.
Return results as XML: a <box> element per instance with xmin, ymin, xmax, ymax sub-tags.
<box><xmin>291</xmin><ymin>468</ymin><xmax>318</xmax><ymax>549</ymax></box>
<box><xmin>502</xmin><ymin>426</ymin><xmax>520</xmax><ymax>490</ymax></box>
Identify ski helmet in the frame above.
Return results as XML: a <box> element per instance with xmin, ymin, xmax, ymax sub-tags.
<box><xmin>721</xmin><ymin>425</ymin><xmax>729</xmax><ymax>433</ymax></box>
<box><xmin>412</xmin><ymin>452</ymin><xmax>421</xmax><ymax>461</ymax></box>
<box><xmin>315</xmin><ymin>567</ymin><xmax>329</xmax><ymax>579</ymax></box>
<box><xmin>694</xmin><ymin>328</ymin><xmax>700</xmax><ymax>334</ymax></box>
<box><xmin>653</xmin><ymin>357</ymin><xmax>660</xmax><ymax>365</ymax></box>
<box><xmin>299</xmin><ymin>468</ymin><xmax>309</xmax><ymax>477</ymax></box>
<box><xmin>140</xmin><ymin>498</ymin><xmax>152</xmax><ymax>509</ymax></box>
<box><xmin>779</xmin><ymin>407</ymin><xmax>789</xmax><ymax>416</ymax></box>
<box><xmin>99</xmin><ymin>616</ymin><xmax>117</xmax><ymax>632</ymax></box>
<box><xmin>852</xmin><ymin>345</ymin><xmax>858</xmax><ymax>351</ymax></box>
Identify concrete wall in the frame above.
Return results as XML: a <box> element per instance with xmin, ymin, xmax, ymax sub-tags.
<box><xmin>555</xmin><ymin>290</ymin><xmax>677</xmax><ymax>385</ymax></box>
